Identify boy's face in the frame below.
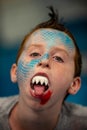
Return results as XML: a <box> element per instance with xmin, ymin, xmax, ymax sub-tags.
<box><xmin>11</xmin><ymin>29</ymin><xmax>80</xmax><ymax>109</ymax></box>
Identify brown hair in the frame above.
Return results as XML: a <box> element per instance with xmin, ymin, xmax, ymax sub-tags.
<box><xmin>16</xmin><ymin>6</ymin><xmax>82</xmax><ymax>77</ymax></box>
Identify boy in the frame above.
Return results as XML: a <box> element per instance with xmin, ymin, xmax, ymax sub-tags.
<box><xmin>0</xmin><ymin>7</ymin><xmax>87</xmax><ymax>130</ymax></box>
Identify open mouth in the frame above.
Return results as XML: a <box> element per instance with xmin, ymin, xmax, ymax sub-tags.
<box><xmin>30</xmin><ymin>75</ymin><xmax>49</xmax><ymax>96</ymax></box>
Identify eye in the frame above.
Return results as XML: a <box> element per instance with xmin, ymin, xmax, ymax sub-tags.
<box><xmin>30</xmin><ymin>52</ymin><xmax>41</xmax><ymax>57</ymax></box>
<box><xmin>53</xmin><ymin>56</ymin><xmax>64</xmax><ymax>63</ymax></box>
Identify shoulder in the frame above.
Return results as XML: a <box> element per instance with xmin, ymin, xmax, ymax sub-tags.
<box><xmin>55</xmin><ymin>102</ymin><xmax>87</xmax><ymax>130</ymax></box>
<box><xmin>57</xmin><ymin>102</ymin><xmax>87</xmax><ymax>129</ymax></box>
<box><xmin>63</xmin><ymin>101</ymin><xmax>87</xmax><ymax>117</ymax></box>
<box><xmin>0</xmin><ymin>95</ymin><xmax>18</xmax><ymax>113</ymax></box>
<box><xmin>0</xmin><ymin>95</ymin><xmax>18</xmax><ymax>129</ymax></box>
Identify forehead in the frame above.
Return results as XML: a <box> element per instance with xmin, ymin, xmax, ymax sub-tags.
<box><xmin>25</xmin><ymin>28</ymin><xmax>75</xmax><ymax>50</ymax></box>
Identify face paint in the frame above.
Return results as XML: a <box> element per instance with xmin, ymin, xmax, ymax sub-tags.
<box><xmin>17</xmin><ymin>53</ymin><xmax>49</xmax><ymax>83</ymax></box>
<box><xmin>27</xmin><ymin>29</ymin><xmax>75</xmax><ymax>52</ymax></box>
<box><xmin>19</xmin><ymin>29</ymin><xmax>75</xmax><ymax>81</ymax></box>
<box><xmin>40</xmin><ymin>90</ymin><xmax>52</xmax><ymax>105</ymax></box>
<box><xmin>19</xmin><ymin>29</ymin><xmax>75</xmax><ymax>78</ymax></box>
<box><xmin>30</xmin><ymin>90</ymin><xmax>52</xmax><ymax>105</ymax></box>
<box><xmin>17</xmin><ymin>28</ymin><xmax>75</xmax><ymax>105</ymax></box>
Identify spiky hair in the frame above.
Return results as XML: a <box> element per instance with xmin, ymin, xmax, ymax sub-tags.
<box><xmin>33</xmin><ymin>6</ymin><xmax>65</xmax><ymax>31</ymax></box>
<box><xmin>16</xmin><ymin>6</ymin><xmax>82</xmax><ymax>77</ymax></box>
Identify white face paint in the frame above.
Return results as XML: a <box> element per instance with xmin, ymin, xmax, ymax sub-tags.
<box><xmin>17</xmin><ymin>29</ymin><xmax>75</xmax><ymax>82</ymax></box>
<box><xmin>25</xmin><ymin>28</ymin><xmax>75</xmax><ymax>51</ymax></box>
<box><xmin>16</xmin><ymin>28</ymin><xmax>75</xmax><ymax>106</ymax></box>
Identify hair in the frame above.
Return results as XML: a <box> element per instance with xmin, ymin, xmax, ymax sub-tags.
<box><xmin>16</xmin><ymin>6</ymin><xmax>82</xmax><ymax>77</ymax></box>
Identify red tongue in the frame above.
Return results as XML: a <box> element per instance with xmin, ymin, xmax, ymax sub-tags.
<box><xmin>34</xmin><ymin>85</ymin><xmax>45</xmax><ymax>96</ymax></box>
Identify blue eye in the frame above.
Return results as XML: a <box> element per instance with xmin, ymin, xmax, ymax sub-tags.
<box><xmin>30</xmin><ymin>52</ymin><xmax>41</xmax><ymax>57</ymax></box>
<box><xmin>53</xmin><ymin>56</ymin><xmax>64</xmax><ymax>63</ymax></box>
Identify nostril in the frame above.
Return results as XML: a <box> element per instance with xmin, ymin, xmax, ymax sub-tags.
<box><xmin>37</xmin><ymin>61</ymin><xmax>50</xmax><ymax>68</ymax></box>
<box><xmin>46</xmin><ymin>64</ymin><xmax>49</xmax><ymax>67</ymax></box>
<box><xmin>38</xmin><ymin>62</ymin><xmax>42</xmax><ymax>66</ymax></box>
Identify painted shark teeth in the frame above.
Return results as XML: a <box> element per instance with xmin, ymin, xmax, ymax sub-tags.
<box><xmin>32</xmin><ymin>76</ymin><xmax>48</xmax><ymax>86</ymax></box>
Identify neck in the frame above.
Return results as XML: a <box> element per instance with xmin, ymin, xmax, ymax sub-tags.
<box><xmin>9</xmin><ymin>98</ymin><xmax>62</xmax><ymax>130</ymax></box>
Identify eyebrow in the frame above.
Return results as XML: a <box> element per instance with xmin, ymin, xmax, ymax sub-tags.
<box><xmin>29</xmin><ymin>44</ymin><xmax>43</xmax><ymax>48</ymax></box>
<box><xmin>25</xmin><ymin>44</ymin><xmax>69</xmax><ymax>57</ymax></box>
<box><xmin>25</xmin><ymin>44</ymin><xmax>43</xmax><ymax>50</ymax></box>
<box><xmin>50</xmin><ymin>47</ymin><xmax>69</xmax><ymax>57</ymax></box>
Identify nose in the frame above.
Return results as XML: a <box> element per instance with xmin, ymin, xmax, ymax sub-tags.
<box><xmin>37</xmin><ymin>61</ymin><xmax>50</xmax><ymax>68</ymax></box>
<box><xmin>37</xmin><ymin>53</ymin><xmax>50</xmax><ymax>68</ymax></box>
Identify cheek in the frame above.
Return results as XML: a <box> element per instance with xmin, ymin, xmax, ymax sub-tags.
<box><xmin>51</xmin><ymin>71</ymin><xmax>71</xmax><ymax>99</ymax></box>
<box><xmin>53</xmin><ymin>62</ymin><xmax>74</xmax><ymax>80</ymax></box>
<box><xmin>51</xmin><ymin>65</ymin><xmax>73</xmax><ymax>91</ymax></box>
<box><xmin>17</xmin><ymin>59</ymin><xmax>40</xmax><ymax>83</ymax></box>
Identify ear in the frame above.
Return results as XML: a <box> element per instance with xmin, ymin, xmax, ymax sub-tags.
<box><xmin>10</xmin><ymin>64</ymin><xmax>17</xmax><ymax>83</ymax></box>
<box><xmin>68</xmin><ymin>77</ymin><xmax>81</xmax><ymax>95</ymax></box>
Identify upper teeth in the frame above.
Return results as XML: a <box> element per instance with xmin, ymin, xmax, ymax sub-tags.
<box><xmin>32</xmin><ymin>76</ymin><xmax>48</xmax><ymax>86</ymax></box>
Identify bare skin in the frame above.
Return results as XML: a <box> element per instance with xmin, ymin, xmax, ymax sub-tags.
<box><xmin>10</xmin><ymin>29</ymin><xmax>81</xmax><ymax>130</ymax></box>
<box><xmin>9</xmin><ymin>99</ymin><xmax>62</xmax><ymax>130</ymax></box>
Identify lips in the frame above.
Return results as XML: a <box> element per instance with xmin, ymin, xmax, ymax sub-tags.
<box><xmin>30</xmin><ymin>73</ymin><xmax>50</xmax><ymax>96</ymax></box>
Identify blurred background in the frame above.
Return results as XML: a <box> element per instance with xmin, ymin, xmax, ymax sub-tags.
<box><xmin>0</xmin><ymin>0</ymin><xmax>87</xmax><ymax>105</ymax></box>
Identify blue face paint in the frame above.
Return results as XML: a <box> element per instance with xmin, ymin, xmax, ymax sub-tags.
<box><xmin>17</xmin><ymin>53</ymin><xmax>49</xmax><ymax>82</ymax></box>
<box><xmin>17</xmin><ymin>29</ymin><xmax>75</xmax><ymax>84</ymax></box>
<box><xmin>28</xmin><ymin>29</ymin><xmax>75</xmax><ymax>51</ymax></box>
